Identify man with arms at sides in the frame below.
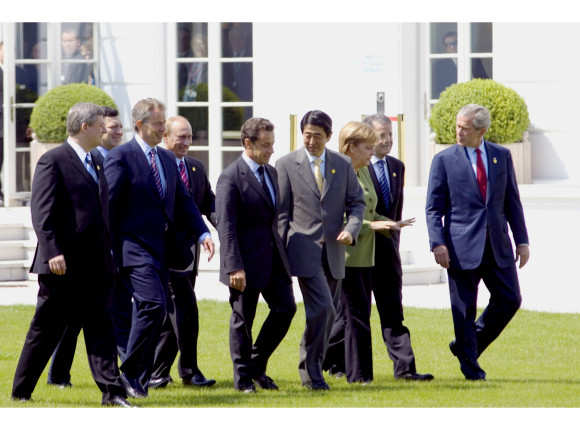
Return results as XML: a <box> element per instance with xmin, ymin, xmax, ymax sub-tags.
<box><xmin>46</xmin><ymin>106</ymin><xmax>128</xmax><ymax>388</ymax></box>
<box><xmin>12</xmin><ymin>103</ymin><xmax>133</xmax><ymax>407</ymax></box>
<box><xmin>363</xmin><ymin>114</ymin><xmax>434</xmax><ymax>381</ymax></box>
<box><xmin>426</xmin><ymin>104</ymin><xmax>529</xmax><ymax>381</ymax></box>
<box><xmin>105</xmin><ymin>98</ymin><xmax>214</xmax><ymax>398</ymax></box>
<box><xmin>276</xmin><ymin>110</ymin><xmax>365</xmax><ymax>390</ymax></box>
<box><xmin>216</xmin><ymin>117</ymin><xmax>296</xmax><ymax>393</ymax></box>
<box><xmin>149</xmin><ymin>115</ymin><xmax>217</xmax><ymax>389</ymax></box>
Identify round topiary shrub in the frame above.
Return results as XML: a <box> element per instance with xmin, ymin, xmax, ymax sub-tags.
<box><xmin>429</xmin><ymin>79</ymin><xmax>530</xmax><ymax>144</ymax></box>
<box><xmin>29</xmin><ymin>83</ymin><xmax>117</xmax><ymax>143</ymax></box>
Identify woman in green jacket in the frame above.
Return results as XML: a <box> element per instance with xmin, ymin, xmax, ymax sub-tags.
<box><xmin>325</xmin><ymin>121</ymin><xmax>414</xmax><ymax>383</ymax></box>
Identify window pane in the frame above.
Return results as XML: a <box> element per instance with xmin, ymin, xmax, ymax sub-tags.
<box><xmin>178</xmin><ymin>107</ymin><xmax>208</xmax><ymax>146</ymax></box>
<box><xmin>178</xmin><ymin>63</ymin><xmax>208</xmax><ymax>102</ymax></box>
<box><xmin>222</xmin><ymin>107</ymin><xmax>250</xmax><ymax>147</ymax></box>
<box><xmin>177</xmin><ymin>23</ymin><xmax>208</xmax><ymax>58</ymax></box>
<box><xmin>16</xmin><ymin>107</ymin><xmax>33</xmax><ymax>148</ymax></box>
<box><xmin>222</xmin><ymin>62</ymin><xmax>253</xmax><ymax>102</ymax></box>
<box><xmin>221</xmin><ymin>23</ymin><xmax>253</xmax><ymax>57</ymax></box>
<box><xmin>16</xmin><ymin>23</ymin><xmax>47</xmax><ymax>98</ymax></box>
<box><xmin>188</xmin><ymin>150</ymin><xmax>209</xmax><ymax>171</ymax></box>
<box><xmin>16</xmin><ymin>151</ymin><xmax>31</xmax><ymax>192</ymax></box>
<box><xmin>431</xmin><ymin>58</ymin><xmax>457</xmax><ymax>99</ymax></box>
<box><xmin>430</xmin><ymin>23</ymin><xmax>457</xmax><ymax>54</ymax></box>
<box><xmin>60</xmin><ymin>23</ymin><xmax>94</xmax><ymax>85</ymax></box>
<box><xmin>471</xmin><ymin>23</ymin><xmax>492</xmax><ymax>53</ymax></box>
<box><xmin>472</xmin><ymin>57</ymin><xmax>492</xmax><ymax>80</ymax></box>
<box><xmin>17</xmin><ymin>23</ymin><xmax>47</xmax><ymax>60</ymax></box>
<box><xmin>222</xmin><ymin>151</ymin><xmax>242</xmax><ymax>170</ymax></box>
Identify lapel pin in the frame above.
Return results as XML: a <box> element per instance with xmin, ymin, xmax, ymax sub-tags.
<box><xmin>331</xmin><ymin>169</ymin><xmax>336</xmax><ymax>174</ymax></box>
<box><xmin>96</xmin><ymin>165</ymin><xmax>101</xmax><ymax>170</ymax></box>
<box><xmin>392</xmin><ymin>172</ymin><xmax>396</xmax><ymax>177</ymax></box>
<box><xmin>493</xmin><ymin>157</ymin><xmax>497</xmax><ymax>164</ymax></box>
<box><xmin>192</xmin><ymin>167</ymin><xmax>196</xmax><ymax>172</ymax></box>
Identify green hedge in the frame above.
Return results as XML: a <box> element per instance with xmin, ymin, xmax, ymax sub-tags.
<box><xmin>429</xmin><ymin>79</ymin><xmax>530</xmax><ymax>144</ymax></box>
<box><xmin>29</xmin><ymin>83</ymin><xmax>117</xmax><ymax>143</ymax></box>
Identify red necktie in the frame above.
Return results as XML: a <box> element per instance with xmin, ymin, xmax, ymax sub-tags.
<box><xmin>475</xmin><ymin>148</ymin><xmax>487</xmax><ymax>201</ymax></box>
<box><xmin>179</xmin><ymin>160</ymin><xmax>188</xmax><ymax>188</ymax></box>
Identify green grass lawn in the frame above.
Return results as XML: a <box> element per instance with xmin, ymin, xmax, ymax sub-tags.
<box><xmin>1</xmin><ymin>301</ymin><xmax>579</xmax><ymax>409</ymax></box>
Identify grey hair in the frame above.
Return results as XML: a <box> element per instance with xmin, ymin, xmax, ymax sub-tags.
<box><xmin>67</xmin><ymin>102</ymin><xmax>104</xmax><ymax>136</ymax></box>
<box><xmin>457</xmin><ymin>104</ymin><xmax>491</xmax><ymax>130</ymax></box>
<box><xmin>132</xmin><ymin>98</ymin><xmax>165</xmax><ymax>132</ymax></box>
<box><xmin>363</xmin><ymin>114</ymin><xmax>392</xmax><ymax>127</ymax></box>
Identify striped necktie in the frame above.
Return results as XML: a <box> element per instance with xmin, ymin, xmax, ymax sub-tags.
<box><xmin>475</xmin><ymin>148</ymin><xmax>487</xmax><ymax>201</ymax></box>
<box><xmin>313</xmin><ymin>158</ymin><xmax>324</xmax><ymax>194</ymax></box>
<box><xmin>377</xmin><ymin>159</ymin><xmax>391</xmax><ymax>210</ymax></box>
<box><xmin>179</xmin><ymin>160</ymin><xmax>188</xmax><ymax>188</ymax></box>
<box><xmin>150</xmin><ymin>148</ymin><xmax>164</xmax><ymax>199</ymax></box>
<box><xmin>85</xmin><ymin>153</ymin><xmax>98</xmax><ymax>182</ymax></box>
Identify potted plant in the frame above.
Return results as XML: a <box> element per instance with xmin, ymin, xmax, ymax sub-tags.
<box><xmin>29</xmin><ymin>83</ymin><xmax>117</xmax><ymax>174</ymax></box>
<box><xmin>429</xmin><ymin>79</ymin><xmax>531</xmax><ymax>183</ymax></box>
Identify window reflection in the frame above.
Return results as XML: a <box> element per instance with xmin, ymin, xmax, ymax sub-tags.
<box><xmin>178</xmin><ymin>107</ymin><xmax>209</xmax><ymax>146</ymax></box>
<box><xmin>177</xmin><ymin>23</ymin><xmax>209</xmax><ymax>102</ymax></box>
<box><xmin>60</xmin><ymin>23</ymin><xmax>94</xmax><ymax>85</ymax></box>
<box><xmin>471</xmin><ymin>23</ymin><xmax>493</xmax><ymax>53</ymax></box>
<box><xmin>472</xmin><ymin>58</ymin><xmax>492</xmax><ymax>80</ymax></box>
<box><xmin>431</xmin><ymin>58</ymin><xmax>457</xmax><ymax>99</ymax></box>
<box><xmin>430</xmin><ymin>23</ymin><xmax>457</xmax><ymax>54</ymax></box>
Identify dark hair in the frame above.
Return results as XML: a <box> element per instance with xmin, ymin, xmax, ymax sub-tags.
<box><xmin>300</xmin><ymin>110</ymin><xmax>332</xmax><ymax>136</ymax></box>
<box><xmin>102</xmin><ymin>106</ymin><xmax>119</xmax><ymax>118</ymax></box>
<box><xmin>240</xmin><ymin>117</ymin><xmax>274</xmax><ymax>146</ymax></box>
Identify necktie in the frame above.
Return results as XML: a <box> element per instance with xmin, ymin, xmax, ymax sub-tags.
<box><xmin>179</xmin><ymin>160</ymin><xmax>189</xmax><ymax>188</ymax></box>
<box><xmin>475</xmin><ymin>148</ymin><xmax>487</xmax><ymax>201</ymax></box>
<box><xmin>313</xmin><ymin>158</ymin><xmax>324</xmax><ymax>194</ymax></box>
<box><xmin>377</xmin><ymin>160</ymin><xmax>391</xmax><ymax>210</ymax></box>
<box><xmin>85</xmin><ymin>153</ymin><xmax>98</xmax><ymax>182</ymax></box>
<box><xmin>150</xmin><ymin>148</ymin><xmax>164</xmax><ymax>199</ymax></box>
<box><xmin>257</xmin><ymin>165</ymin><xmax>273</xmax><ymax>205</ymax></box>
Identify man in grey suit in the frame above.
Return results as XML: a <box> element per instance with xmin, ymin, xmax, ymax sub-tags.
<box><xmin>276</xmin><ymin>110</ymin><xmax>365</xmax><ymax>390</ymax></box>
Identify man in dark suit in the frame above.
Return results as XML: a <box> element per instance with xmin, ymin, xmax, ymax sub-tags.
<box><xmin>222</xmin><ymin>26</ymin><xmax>253</xmax><ymax>103</ymax></box>
<box><xmin>216</xmin><ymin>117</ymin><xmax>296</xmax><ymax>393</ymax></box>
<box><xmin>104</xmin><ymin>98</ymin><xmax>214</xmax><ymax>398</ymax></box>
<box><xmin>60</xmin><ymin>28</ymin><xmax>92</xmax><ymax>85</ymax></box>
<box><xmin>276</xmin><ymin>110</ymin><xmax>365</xmax><ymax>390</ymax></box>
<box><xmin>12</xmin><ymin>103</ymin><xmax>133</xmax><ymax>407</ymax></box>
<box><xmin>363</xmin><ymin>114</ymin><xmax>434</xmax><ymax>381</ymax></box>
<box><xmin>46</xmin><ymin>107</ymin><xmax>127</xmax><ymax>387</ymax></box>
<box><xmin>426</xmin><ymin>104</ymin><xmax>529</xmax><ymax>381</ymax></box>
<box><xmin>149</xmin><ymin>116</ymin><xmax>217</xmax><ymax>389</ymax></box>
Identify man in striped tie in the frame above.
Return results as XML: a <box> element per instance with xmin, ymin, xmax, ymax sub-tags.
<box><xmin>149</xmin><ymin>116</ymin><xmax>217</xmax><ymax>389</ymax></box>
<box><xmin>105</xmin><ymin>99</ymin><xmax>214</xmax><ymax>398</ymax></box>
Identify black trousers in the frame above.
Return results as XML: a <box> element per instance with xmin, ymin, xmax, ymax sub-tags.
<box><xmin>228</xmin><ymin>254</ymin><xmax>296</xmax><ymax>389</ymax></box>
<box><xmin>47</xmin><ymin>274</ymin><xmax>131</xmax><ymax>384</ymax></box>
<box><xmin>447</xmin><ymin>238</ymin><xmax>522</xmax><ymax>379</ymax></box>
<box><xmin>12</xmin><ymin>272</ymin><xmax>125</xmax><ymax>402</ymax></box>
<box><xmin>151</xmin><ymin>270</ymin><xmax>201</xmax><ymax>380</ymax></box>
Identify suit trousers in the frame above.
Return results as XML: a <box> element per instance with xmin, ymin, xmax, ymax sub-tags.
<box><xmin>297</xmin><ymin>247</ymin><xmax>341</xmax><ymax>385</ymax></box>
<box><xmin>447</xmin><ymin>238</ymin><xmax>522</xmax><ymax>379</ymax></box>
<box><xmin>12</xmin><ymin>272</ymin><xmax>125</xmax><ymax>402</ymax></box>
<box><xmin>47</xmin><ymin>274</ymin><xmax>130</xmax><ymax>383</ymax></box>
<box><xmin>325</xmin><ymin>266</ymin><xmax>373</xmax><ymax>383</ymax></box>
<box><xmin>151</xmin><ymin>270</ymin><xmax>201</xmax><ymax>380</ymax></box>
<box><xmin>228</xmin><ymin>253</ymin><xmax>296</xmax><ymax>389</ymax></box>
<box><xmin>370</xmin><ymin>256</ymin><xmax>417</xmax><ymax>377</ymax></box>
<box><xmin>120</xmin><ymin>264</ymin><xmax>169</xmax><ymax>388</ymax></box>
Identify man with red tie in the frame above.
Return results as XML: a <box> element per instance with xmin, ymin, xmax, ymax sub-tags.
<box><xmin>426</xmin><ymin>104</ymin><xmax>530</xmax><ymax>381</ymax></box>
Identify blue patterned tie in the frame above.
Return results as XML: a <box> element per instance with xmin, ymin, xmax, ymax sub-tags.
<box><xmin>150</xmin><ymin>148</ymin><xmax>164</xmax><ymax>199</ymax></box>
<box><xmin>85</xmin><ymin>153</ymin><xmax>98</xmax><ymax>182</ymax></box>
<box><xmin>377</xmin><ymin>159</ymin><xmax>391</xmax><ymax>210</ymax></box>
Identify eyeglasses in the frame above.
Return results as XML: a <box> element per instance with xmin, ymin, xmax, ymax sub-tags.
<box><xmin>444</xmin><ymin>41</ymin><xmax>457</xmax><ymax>48</ymax></box>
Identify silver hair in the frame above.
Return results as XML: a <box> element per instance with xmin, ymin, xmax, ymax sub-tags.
<box><xmin>132</xmin><ymin>98</ymin><xmax>165</xmax><ymax>132</ymax></box>
<box><xmin>363</xmin><ymin>114</ymin><xmax>392</xmax><ymax>127</ymax></box>
<box><xmin>457</xmin><ymin>104</ymin><xmax>491</xmax><ymax>130</ymax></box>
<box><xmin>67</xmin><ymin>102</ymin><xmax>104</xmax><ymax>136</ymax></box>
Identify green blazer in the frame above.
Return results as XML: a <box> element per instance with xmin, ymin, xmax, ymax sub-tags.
<box><xmin>346</xmin><ymin>166</ymin><xmax>392</xmax><ymax>268</ymax></box>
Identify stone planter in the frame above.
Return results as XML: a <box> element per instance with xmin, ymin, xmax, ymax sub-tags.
<box><xmin>30</xmin><ymin>138</ymin><xmax>60</xmax><ymax>179</ymax></box>
<box><xmin>429</xmin><ymin>132</ymin><xmax>531</xmax><ymax>184</ymax></box>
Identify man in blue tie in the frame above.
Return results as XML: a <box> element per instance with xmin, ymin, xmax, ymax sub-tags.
<box><xmin>426</xmin><ymin>104</ymin><xmax>529</xmax><ymax>381</ymax></box>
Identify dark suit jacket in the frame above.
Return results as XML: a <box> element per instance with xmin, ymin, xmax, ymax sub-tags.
<box><xmin>104</xmin><ymin>138</ymin><xmax>209</xmax><ymax>270</ymax></box>
<box><xmin>216</xmin><ymin>156</ymin><xmax>291</xmax><ymax>289</ymax></box>
<box><xmin>425</xmin><ymin>141</ymin><xmax>528</xmax><ymax>270</ymax></box>
<box><xmin>30</xmin><ymin>141</ymin><xmax>115</xmax><ymax>276</ymax></box>
<box><xmin>184</xmin><ymin>155</ymin><xmax>216</xmax><ymax>229</ymax></box>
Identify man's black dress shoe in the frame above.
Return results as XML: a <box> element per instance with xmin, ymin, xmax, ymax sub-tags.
<box><xmin>254</xmin><ymin>374</ymin><xmax>279</xmax><ymax>390</ymax></box>
<box><xmin>102</xmin><ymin>395</ymin><xmax>139</xmax><ymax>408</ymax></box>
<box><xmin>48</xmin><ymin>381</ymin><xmax>73</xmax><ymax>389</ymax></box>
<box><xmin>450</xmin><ymin>340</ymin><xmax>486</xmax><ymax>381</ymax></box>
<box><xmin>303</xmin><ymin>380</ymin><xmax>330</xmax><ymax>390</ymax></box>
<box><xmin>395</xmin><ymin>372</ymin><xmax>434</xmax><ymax>381</ymax></box>
<box><xmin>236</xmin><ymin>383</ymin><xmax>257</xmax><ymax>393</ymax></box>
<box><xmin>148</xmin><ymin>376</ymin><xmax>173</xmax><ymax>389</ymax></box>
<box><xmin>120</xmin><ymin>373</ymin><xmax>148</xmax><ymax>398</ymax></box>
<box><xmin>449</xmin><ymin>340</ymin><xmax>459</xmax><ymax>356</ymax></box>
<box><xmin>183</xmin><ymin>371</ymin><xmax>216</xmax><ymax>387</ymax></box>
<box><xmin>11</xmin><ymin>395</ymin><xmax>31</xmax><ymax>402</ymax></box>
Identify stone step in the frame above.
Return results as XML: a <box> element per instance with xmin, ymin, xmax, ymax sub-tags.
<box><xmin>0</xmin><ymin>260</ymin><xmax>34</xmax><ymax>282</ymax></box>
<box><xmin>0</xmin><ymin>240</ymin><xmax>37</xmax><ymax>261</ymax></box>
